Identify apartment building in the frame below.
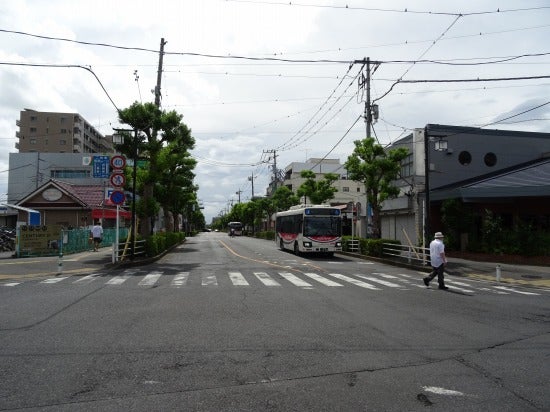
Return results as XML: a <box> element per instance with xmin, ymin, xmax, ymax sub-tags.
<box><xmin>16</xmin><ymin>108</ymin><xmax>114</xmax><ymax>154</ymax></box>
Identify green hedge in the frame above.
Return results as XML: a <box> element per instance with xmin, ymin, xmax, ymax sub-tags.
<box><xmin>254</xmin><ymin>231</ymin><xmax>275</xmax><ymax>240</ymax></box>
<box><xmin>145</xmin><ymin>231</ymin><xmax>186</xmax><ymax>257</ymax></box>
<box><xmin>342</xmin><ymin>236</ymin><xmax>401</xmax><ymax>257</ymax></box>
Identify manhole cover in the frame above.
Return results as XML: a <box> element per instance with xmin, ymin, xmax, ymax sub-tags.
<box><xmin>521</xmin><ymin>275</ymin><xmax>542</xmax><ymax>279</ymax></box>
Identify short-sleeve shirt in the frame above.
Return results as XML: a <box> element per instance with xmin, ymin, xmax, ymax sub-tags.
<box><xmin>429</xmin><ymin>239</ymin><xmax>445</xmax><ymax>267</ymax></box>
<box><xmin>91</xmin><ymin>225</ymin><xmax>103</xmax><ymax>239</ymax></box>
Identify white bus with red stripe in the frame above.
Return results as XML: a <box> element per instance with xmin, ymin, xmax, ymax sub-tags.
<box><xmin>274</xmin><ymin>205</ymin><xmax>342</xmax><ymax>256</ymax></box>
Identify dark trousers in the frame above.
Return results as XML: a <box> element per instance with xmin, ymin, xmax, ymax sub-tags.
<box><xmin>426</xmin><ymin>264</ymin><xmax>445</xmax><ymax>287</ymax></box>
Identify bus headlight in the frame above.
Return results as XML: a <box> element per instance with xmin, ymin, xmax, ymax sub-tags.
<box><xmin>335</xmin><ymin>241</ymin><xmax>342</xmax><ymax>247</ymax></box>
<box><xmin>303</xmin><ymin>241</ymin><xmax>312</xmax><ymax>248</ymax></box>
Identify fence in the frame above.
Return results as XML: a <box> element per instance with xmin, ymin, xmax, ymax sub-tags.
<box><xmin>382</xmin><ymin>242</ymin><xmax>429</xmax><ymax>266</ymax></box>
<box><xmin>16</xmin><ymin>227</ymin><xmax>129</xmax><ymax>257</ymax></box>
<box><xmin>113</xmin><ymin>238</ymin><xmax>147</xmax><ymax>262</ymax></box>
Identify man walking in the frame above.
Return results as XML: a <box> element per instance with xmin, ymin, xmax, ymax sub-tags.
<box><xmin>423</xmin><ymin>232</ymin><xmax>448</xmax><ymax>290</ymax></box>
<box><xmin>91</xmin><ymin>220</ymin><xmax>103</xmax><ymax>252</ymax></box>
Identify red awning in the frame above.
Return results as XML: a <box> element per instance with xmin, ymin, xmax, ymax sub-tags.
<box><xmin>92</xmin><ymin>208</ymin><xmax>131</xmax><ymax>219</ymax></box>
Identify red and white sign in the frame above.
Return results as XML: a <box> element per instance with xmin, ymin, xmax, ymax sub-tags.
<box><xmin>110</xmin><ymin>155</ymin><xmax>126</xmax><ymax>170</ymax></box>
<box><xmin>110</xmin><ymin>172</ymin><xmax>126</xmax><ymax>187</ymax></box>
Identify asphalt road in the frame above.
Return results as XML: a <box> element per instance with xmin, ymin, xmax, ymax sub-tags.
<box><xmin>1</xmin><ymin>232</ymin><xmax>549</xmax><ymax>411</ymax></box>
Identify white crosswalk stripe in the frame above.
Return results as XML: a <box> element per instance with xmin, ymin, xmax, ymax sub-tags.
<box><xmin>2</xmin><ymin>282</ymin><xmax>20</xmax><ymax>287</ymax></box>
<box><xmin>355</xmin><ymin>274</ymin><xmax>403</xmax><ymax>288</ymax></box>
<box><xmin>302</xmin><ymin>272</ymin><xmax>343</xmax><ymax>287</ymax></box>
<box><xmin>139</xmin><ymin>271</ymin><xmax>163</xmax><ymax>286</ymax></box>
<box><xmin>229</xmin><ymin>272</ymin><xmax>249</xmax><ymax>286</ymax></box>
<box><xmin>106</xmin><ymin>275</ymin><xmax>130</xmax><ymax>285</ymax></box>
<box><xmin>202</xmin><ymin>273</ymin><xmax>218</xmax><ymax>286</ymax></box>
<box><xmin>278</xmin><ymin>272</ymin><xmax>313</xmax><ymax>288</ymax></box>
<box><xmin>493</xmin><ymin>286</ymin><xmax>540</xmax><ymax>295</ymax></box>
<box><xmin>254</xmin><ymin>272</ymin><xmax>281</xmax><ymax>286</ymax></box>
<box><xmin>327</xmin><ymin>273</ymin><xmax>380</xmax><ymax>290</ymax></box>
<box><xmin>73</xmin><ymin>273</ymin><xmax>101</xmax><ymax>285</ymax></box>
<box><xmin>171</xmin><ymin>272</ymin><xmax>189</xmax><ymax>287</ymax></box>
<box><xmin>41</xmin><ymin>277</ymin><xmax>69</xmax><ymax>284</ymax></box>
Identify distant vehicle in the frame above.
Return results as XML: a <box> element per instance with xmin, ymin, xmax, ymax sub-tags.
<box><xmin>228</xmin><ymin>221</ymin><xmax>243</xmax><ymax>236</ymax></box>
<box><xmin>274</xmin><ymin>205</ymin><xmax>342</xmax><ymax>256</ymax></box>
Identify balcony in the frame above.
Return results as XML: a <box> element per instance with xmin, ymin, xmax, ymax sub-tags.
<box><xmin>16</xmin><ymin>120</ymin><xmax>20</xmax><ymax>127</ymax></box>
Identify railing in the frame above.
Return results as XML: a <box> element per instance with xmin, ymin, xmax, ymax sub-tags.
<box><xmin>348</xmin><ymin>239</ymin><xmax>360</xmax><ymax>253</ymax></box>
<box><xmin>382</xmin><ymin>242</ymin><xmax>429</xmax><ymax>266</ymax></box>
<box><xmin>113</xmin><ymin>239</ymin><xmax>147</xmax><ymax>262</ymax></box>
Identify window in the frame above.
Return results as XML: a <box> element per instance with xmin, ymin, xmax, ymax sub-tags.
<box><xmin>60</xmin><ymin>140</ymin><xmax>67</xmax><ymax>145</ymax></box>
<box><xmin>458</xmin><ymin>151</ymin><xmax>472</xmax><ymax>165</ymax></box>
<box><xmin>400</xmin><ymin>153</ymin><xmax>413</xmax><ymax>177</ymax></box>
<box><xmin>356</xmin><ymin>187</ymin><xmax>361</xmax><ymax>192</ymax></box>
<box><xmin>60</xmin><ymin>117</ymin><xmax>66</xmax><ymax>123</ymax></box>
<box><xmin>30</xmin><ymin>138</ymin><xmax>37</xmax><ymax>145</ymax></box>
<box><xmin>60</xmin><ymin>129</ymin><xmax>67</xmax><ymax>134</ymax></box>
<box><xmin>30</xmin><ymin>127</ymin><xmax>37</xmax><ymax>133</ymax></box>
<box><xmin>484</xmin><ymin>152</ymin><xmax>497</xmax><ymax>167</ymax></box>
<box><xmin>30</xmin><ymin>116</ymin><xmax>37</xmax><ymax>121</ymax></box>
<box><xmin>343</xmin><ymin>187</ymin><xmax>350</xmax><ymax>192</ymax></box>
<box><xmin>51</xmin><ymin>169</ymin><xmax>91</xmax><ymax>179</ymax></box>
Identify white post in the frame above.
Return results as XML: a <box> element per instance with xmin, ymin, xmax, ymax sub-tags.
<box><xmin>496</xmin><ymin>264</ymin><xmax>501</xmax><ymax>282</ymax></box>
<box><xmin>113</xmin><ymin>205</ymin><xmax>120</xmax><ymax>263</ymax></box>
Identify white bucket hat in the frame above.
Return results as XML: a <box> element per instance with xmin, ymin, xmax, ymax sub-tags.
<box><xmin>434</xmin><ymin>232</ymin><xmax>444</xmax><ymax>238</ymax></box>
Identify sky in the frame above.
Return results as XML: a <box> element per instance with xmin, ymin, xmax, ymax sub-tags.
<box><xmin>1</xmin><ymin>0</ymin><xmax>549</xmax><ymax>223</ymax></box>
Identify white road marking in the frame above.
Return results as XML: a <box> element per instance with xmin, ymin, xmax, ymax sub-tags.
<box><xmin>328</xmin><ymin>273</ymin><xmax>380</xmax><ymax>290</ymax></box>
<box><xmin>41</xmin><ymin>277</ymin><xmax>68</xmax><ymax>284</ymax></box>
<box><xmin>278</xmin><ymin>272</ymin><xmax>313</xmax><ymax>288</ymax></box>
<box><xmin>253</xmin><ymin>272</ymin><xmax>281</xmax><ymax>286</ymax></box>
<box><xmin>171</xmin><ymin>272</ymin><xmax>189</xmax><ymax>287</ymax></box>
<box><xmin>139</xmin><ymin>271</ymin><xmax>163</xmax><ymax>286</ymax></box>
<box><xmin>202</xmin><ymin>273</ymin><xmax>218</xmax><ymax>286</ymax></box>
<box><xmin>302</xmin><ymin>272</ymin><xmax>343</xmax><ymax>287</ymax></box>
<box><xmin>2</xmin><ymin>282</ymin><xmax>20</xmax><ymax>287</ymax></box>
<box><xmin>422</xmin><ymin>386</ymin><xmax>465</xmax><ymax>396</ymax></box>
<box><xmin>228</xmin><ymin>272</ymin><xmax>249</xmax><ymax>286</ymax></box>
<box><xmin>357</xmin><ymin>262</ymin><xmax>374</xmax><ymax>265</ymax></box>
<box><xmin>106</xmin><ymin>275</ymin><xmax>130</xmax><ymax>285</ymax></box>
<box><xmin>493</xmin><ymin>286</ymin><xmax>540</xmax><ymax>295</ymax></box>
<box><xmin>73</xmin><ymin>273</ymin><xmax>101</xmax><ymax>284</ymax></box>
<box><xmin>479</xmin><ymin>287</ymin><xmax>508</xmax><ymax>294</ymax></box>
<box><xmin>355</xmin><ymin>275</ymin><xmax>402</xmax><ymax>288</ymax></box>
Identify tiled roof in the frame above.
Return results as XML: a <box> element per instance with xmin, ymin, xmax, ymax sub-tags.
<box><xmin>52</xmin><ymin>180</ymin><xmax>106</xmax><ymax>207</ymax></box>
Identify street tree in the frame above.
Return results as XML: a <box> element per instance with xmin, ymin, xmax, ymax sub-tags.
<box><xmin>117</xmin><ymin>102</ymin><xmax>196</xmax><ymax>237</ymax></box>
<box><xmin>296</xmin><ymin>170</ymin><xmax>338</xmax><ymax>205</ymax></box>
<box><xmin>345</xmin><ymin>137</ymin><xmax>409</xmax><ymax>238</ymax></box>
<box><xmin>271</xmin><ymin>186</ymin><xmax>300</xmax><ymax>212</ymax></box>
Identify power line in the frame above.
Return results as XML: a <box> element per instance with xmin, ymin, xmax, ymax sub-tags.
<box><xmin>0</xmin><ymin>61</ymin><xmax>120</xmax><ymax>112</ymax></box>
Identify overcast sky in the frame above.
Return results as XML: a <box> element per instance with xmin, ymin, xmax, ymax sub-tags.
<box><xmin>1</xmin><ymin>0</ymin><xmax>549</xmax><ymax>222</ymax></box>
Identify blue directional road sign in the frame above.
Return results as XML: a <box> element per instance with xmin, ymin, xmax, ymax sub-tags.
<box><xmin>93</xmin><ymin>155</ymin><xmax>110</xmax><ymax>178</ymax></box>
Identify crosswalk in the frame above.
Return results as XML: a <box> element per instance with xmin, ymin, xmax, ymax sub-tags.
<box><xmin>1</xmin><ymin>269</ymin><xmax>545</xmax><ymax>296</ymax></box>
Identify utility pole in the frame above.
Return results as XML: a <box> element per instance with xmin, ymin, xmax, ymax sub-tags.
<box><xmin>154</xmin><ymin>38</ymin><xmax>167</xmax><ymax>108</ymax></box>
<box><xmin>365</xmin><ymin>57</ymin><xmax>371</xmax><ymax>138</ymax></box>
<box><xmin>248</xmin><ymin>174</ymin><xmax>255</xmax><ymax>199</ymax></box>
<box><xmin>235</xmin><ymin>189</ymin><xmax>242</xmax><ymax>203</ymax></box>
<box><xmin>263</xmin><ymin>149</ymin><xmax>278</xmax><ymax>192</ymax></box>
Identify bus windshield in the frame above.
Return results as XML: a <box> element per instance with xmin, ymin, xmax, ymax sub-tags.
<box><xmin>303</xmin><ymin>216</ymin><xmax>341</xmax><ymax>237</ymax></box>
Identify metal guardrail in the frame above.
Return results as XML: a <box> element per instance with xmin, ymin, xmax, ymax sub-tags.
<box><xmin>382</xmin><ymin>242</ymin><xmax>429</xmax><ymax>266</ymax></box>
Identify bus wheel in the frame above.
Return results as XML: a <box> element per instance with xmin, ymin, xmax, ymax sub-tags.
<box><xmin>279</xmin><ymin>239</ymin><xmax>284</xmax><ymax>250</ymax></box>
<box><xmin>293</xmin><ymin>242</ymin><xmax>300</xmax><ymax>256</ymax></box>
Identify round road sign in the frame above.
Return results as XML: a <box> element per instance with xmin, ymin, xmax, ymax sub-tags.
<box><xmin>109</xmin><ymin>190</ymin><xmax>126</xmax><ymax>205</ymax></box>
<box><xmin>110</xmin><ymin>155</ymin><xmax>126</xmax><ymax>169</ymax></box>
<box><xmin>110</xmin><ymin>173</ymin><xmax>126</xmax><ymax>187</ymax></box>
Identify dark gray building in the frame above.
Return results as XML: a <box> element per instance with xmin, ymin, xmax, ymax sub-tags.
<box><xmin>381</xmin><ymin>124</ymin><xmax>550</xmax><ymax>249</ymax></box>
